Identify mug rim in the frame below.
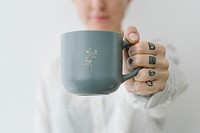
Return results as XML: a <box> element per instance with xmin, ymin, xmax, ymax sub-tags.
<box><xmin>61</xmin><ymin>30</ymin><xmax>121</xmax><ymax>36</ymax></box>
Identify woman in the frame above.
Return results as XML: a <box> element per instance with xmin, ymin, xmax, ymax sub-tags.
<box><xmin>36</xmin><ymin>0</ymin><xmax>187</xmax><ymax>133</ymax></box>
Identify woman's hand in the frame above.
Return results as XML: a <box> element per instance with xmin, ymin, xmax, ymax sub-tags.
<box><xmin>123</xmin><ymin>26</ymin><xmax>169</xmax><ymax>96</ymax></box>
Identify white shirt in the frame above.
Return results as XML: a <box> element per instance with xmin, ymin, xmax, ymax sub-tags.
<box><xmin>35</xmin><ymin>44</ymin><xmax>187</xmax><ymax>133</ymax></box>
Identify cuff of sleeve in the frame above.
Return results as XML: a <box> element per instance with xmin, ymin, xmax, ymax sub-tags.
<box><xmin>126</xmin><ymin>61</ymin><xmax>188</xmax><ymax>111</ymax></box>
<box><xmin>126</xmin><ymin>68</ymin><xmax>173</xmax><ymax>111</ymax></box>
<box><xmin>126</xmin><ymin>91</ymin><xmax>151</xmax><ymax>110</ymax></box>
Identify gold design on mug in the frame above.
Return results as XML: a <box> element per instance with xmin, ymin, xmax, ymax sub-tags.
<box><xmin>85</xmin><ymin>48</ymin><xmax>98</xmax><ymax>72</ymax></box>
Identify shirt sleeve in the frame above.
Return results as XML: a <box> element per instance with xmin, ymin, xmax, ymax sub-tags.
<box><xmin>125</xmin><ymin>42</ymin><xmax>188</xmax><ymax>119</ymax></box>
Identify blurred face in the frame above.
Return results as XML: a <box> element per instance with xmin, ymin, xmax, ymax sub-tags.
<box><xmin>74</xmin><ymin>0</ymin><xmax>131</xmax><ymax>32</ymax></box>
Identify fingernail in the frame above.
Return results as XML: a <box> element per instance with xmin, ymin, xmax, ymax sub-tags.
<box><xmin>129</xmin><ymin>33</ymin><xmax>137</xmax><ymax>41</ymax></box>
<box><xmin>128</xmin><ymin>58</ymin><xmax>133</xmax><ymax>65</ymax></box>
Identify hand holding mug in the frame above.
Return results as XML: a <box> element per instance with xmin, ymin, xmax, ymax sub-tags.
<box><xmin>123</xmin><ymin>26</ymin><xmax>169</xmax><ymax>96</ymax></box>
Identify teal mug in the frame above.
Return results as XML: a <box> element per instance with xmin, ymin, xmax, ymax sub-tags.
<box><xmin>61</xmin><ymin>30</ymin><xmax>141</xmax><ymax>95</ymax></box>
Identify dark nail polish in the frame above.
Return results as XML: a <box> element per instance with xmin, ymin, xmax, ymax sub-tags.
<box><xmin>128</xmin><ymin>58</ymin><xmax>133</xmax><ymax>65</ymax></box>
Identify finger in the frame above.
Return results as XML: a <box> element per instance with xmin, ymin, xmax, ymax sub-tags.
<box><xmin>126</xmin><ymin>80</ymin><xmax>166</xmax><ymax>96</ymax></box>
<box><xmin>123</xmin><ymin>47</ymin><xmax>130</xmax><ymax>74</ymax></box>
<box><xmin>134</xmin><ymin>68</ymin><xmax>169</xmax><ymax>81</ymax></box>
<box><xmin>127</xmin><ymin>55</ymin><xmax>169</xmax><ymax>70</ymax></box>
<box><xmin>124</xmin><ymin>26</ymin><xmax>140</xmax><ymax>44</ymax></box>
<box><xmin>128</xmin><ymin>41</ymin><xmax>166</xmax><ymax>56</ymax></box>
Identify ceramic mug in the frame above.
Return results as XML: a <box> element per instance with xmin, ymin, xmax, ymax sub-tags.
<box><xmin>61</xmin><ymin>30</ymin><xmax>141</xmax><ymax>95</ymax></box>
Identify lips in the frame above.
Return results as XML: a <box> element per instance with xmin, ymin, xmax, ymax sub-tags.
<box><xmin>90</xmin><ymin>15</ymin><xmax>110</xmax><ymax>21</ymax></box>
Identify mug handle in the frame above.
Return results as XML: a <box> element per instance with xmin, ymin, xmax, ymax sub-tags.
<box><xmin>121</xmin><ymin>40</ymin><xmax>142</xmax><ymax>82</ymax></box>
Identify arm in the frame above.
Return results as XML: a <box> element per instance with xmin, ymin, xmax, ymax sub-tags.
<box><xmin>123</xmin><ymin>26</ymin><xmax>188</xmax><ymax>118</ymax></box>
<box><xmin>126</xmin><ymin>55</ymin><xmax>188</xmax><ymax>118</ymax></box>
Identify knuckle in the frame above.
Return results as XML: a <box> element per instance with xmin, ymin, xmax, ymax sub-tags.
<box><xmin>158</xmin><ymin>44</ymin><xmax>166</xmax><ymax>55</ymax></box>
<box><xmin>164</xmin><ymin>58</ymin><xmax>169</xmax><ymax>68</ymax></box>
<box><xmin>158</xmin><ymin>70</ymin><xmax>169</xmax><ymax>80</ymax></box>
<box><xmin>159</xmin><ymin>82</ymin><xmax>166</xmax><ymax>91</ymax></box>
<box><xmin>164</xmin><ymin>70</ymin><xmax>169</xmax><ymax>80</ymax></box>
<box><xmin>160</xmin><ymin>58</ymin><xmax>169</xmax><ymax>68</ymax></box>
<box><xmin>141</xmin><ymin>69</ymin><xmax>148</xmax><ymax>79</ymax></box>
<box><xmin>161</xmin><ymin>45</ymin><xmax>167</xmax><ymax>55</ymax></box>
<box><xmin>135</xmin><ymin>45</ymin><xmax>144</xmax><ymax>53</ymax></box>
<box><xmin>135</xmin><ymin>69</ymin><xmax>146</xmax><ymax>81</ymax></box>
<box><xmin>156</xmin><ymin>78</ymin><xmax>168</xmax><ymax>91</ymax></box>
<box><xmin>134</xmin><ymin>55</ymin><xmax>143</xmax><ymax>66</ymax></box>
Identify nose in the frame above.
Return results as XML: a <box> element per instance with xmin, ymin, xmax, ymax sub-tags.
<box><xmin>90</xmin><ymin>0</ymin><xmax>105</xmax><ymax>11</ymax></box>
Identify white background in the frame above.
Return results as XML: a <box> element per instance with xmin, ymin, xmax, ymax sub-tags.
<box><xmin>0</xmin><ymin>0</ymin><xmax>200</xmax><ymax>133</ymax></box>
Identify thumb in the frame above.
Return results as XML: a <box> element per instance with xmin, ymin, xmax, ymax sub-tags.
<box><xmin>122</xmin><ymin>26</ymin><xmax>140</xmax><ymax>74</ymax></box>
<box><xmin>123</xmin><ymin>25</ymin><xmax>140</xmax><ymax>44</ymax></box>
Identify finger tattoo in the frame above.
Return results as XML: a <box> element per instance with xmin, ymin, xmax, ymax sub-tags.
<box><xmin>128</xmin><ymin>58</ymin><xmax>133</xmax><ymax>65</ymax></box>
<box><xmin>146</xmin><ymin>80</ymin><xmax>153</xmax><ymax>87</ymax></box>
<box><xmin>148</xmin><ymin>70</ymin><xmax>155</xmax><ymax>76</ymax></box>
<box><xmin>129</xmin><ymin>49</ymin><xmax>134</xmax><ymax>55</ymax></box>
<box><xmin>149</xmin><ymin>56</ymin><xmax>156</xmax><ymax>65</ymax></box>
<box><xmin>148</xmin><ymin>42</ymin><xmax>155</xmax><ymax>50</ymax></box>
